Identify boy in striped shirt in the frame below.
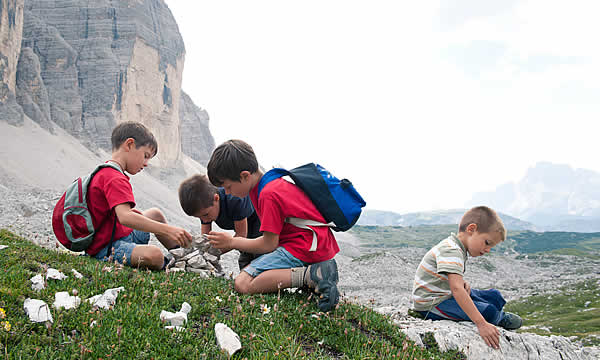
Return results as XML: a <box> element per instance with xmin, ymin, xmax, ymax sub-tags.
<box><xmin>411</xmin><ymin>206</ymin><xmax>522</xmax><ymax>349</ymax></box>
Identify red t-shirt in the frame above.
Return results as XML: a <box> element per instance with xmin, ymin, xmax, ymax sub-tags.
<box><xmin>85</xmin><ymin>165</ymin><xmax>135</xmax><ymax>256</ymax></box>
<box><xmin>249</xmin><ymin>178</ymin><xmax>339</xmax><ymax>263</ymax></box>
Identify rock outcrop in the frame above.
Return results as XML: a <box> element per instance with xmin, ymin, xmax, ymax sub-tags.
<box><xmin>0</xmin><ymin>0</ymin><xmax>25</xmax><ymax>124</ymax></box>
<box><xmin>180</xmin><ymin>91</ymin><xmax>214</xmax><ymax>166</ymax></box>
<box><xmin>384</xmin><ymin>311</ymin><xmax>597</xmax><ymax>360</ymax></box>
<box><xmin>1</xmin><ymin>0</ymin><xmax>214</xmax><ymax>168</ymax></box>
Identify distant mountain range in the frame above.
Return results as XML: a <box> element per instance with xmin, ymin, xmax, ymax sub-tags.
<box><xmin>361</xmin><ymin>162</ymin><xmax>600</xmax><ymax>232</ymax></box>
<box><xmin>357</xmin><ymin>209</ymin><xmax>537</xmax><ymax>231</ymax></box>
<box><xmin>467</xmin><ymin>162</ymin><xmax>600</xmax><ymax>232</ymax></box>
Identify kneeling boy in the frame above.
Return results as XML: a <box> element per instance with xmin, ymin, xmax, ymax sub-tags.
<box><xmin>411</xmin><ymin>206</ymin><xmax>522</xmax><ymax>349</ymax></box>
<box><xmin>178</xmin><ymin>174</ymin><xmax>262</xmax><ymax>270</ymax></box>
<box><xmin>205</xmin><ymin>140</ymin><xmax>340</xmax><ymax>312</ymax></box>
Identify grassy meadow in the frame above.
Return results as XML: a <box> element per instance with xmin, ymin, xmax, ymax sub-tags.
<box><xmin>0</xmin><ymin>229</ymin><xmax>466</xmax><ymax>359</ymax></box>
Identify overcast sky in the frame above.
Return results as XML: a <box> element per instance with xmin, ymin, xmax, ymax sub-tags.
<box><xmin>165</xmin><ymin>0</ymin><xmax>600</xmax><ymax>214</ymax></box>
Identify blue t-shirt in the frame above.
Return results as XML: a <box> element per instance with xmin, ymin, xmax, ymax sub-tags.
<box><xmin>203</xmin><ymin>188</ymin><xmax>261</xmax><ymax>239</ymax></box>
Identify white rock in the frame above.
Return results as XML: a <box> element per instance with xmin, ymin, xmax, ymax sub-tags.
<box><xmin>160</xmin><ymin>302</ymin><xmax>192</xmax><ymax>327</ymax></box>
<box><xmin>90</xmin><ymin>320</ymin><xmax>97</xmax><ymax>328</ymax></box>
<box><xmin>53</xmin><ymin>291</ymin><xmax>81</xmax><ymax>310</ymax></box>
<box><xmin>168</xmin><ymin>267</ymin><xmax>185</xmax><ymax>273</ymax></box>
<box><xmin>169</xmin><ymin>248</ymin><xmax>188</xmax><ymax>258</ymax></box>
<box><xmin>181</xmin><ymin>250</ymin><xmax>200</xmax><ymax>261</ymax></box>
<box><xmin>174</xmin><ymin>261</ymin><xmax>186</xmax><ymax>269</ymax></box>
<box><xmin>0</xmin><ymin>245</ymin><xmax>8</xmax><ymax>250</ymax></box>
<box><xmin>24</xmin><ymin>298</ymin><xmax>53</xmax><ymax>323</ymax></box>
<box><xmin>87</xmin><ymin>287</ymin><xmax>125</xmax><ymax>309</ymax></box>
<box><xmin>71</xmin><ymin>269</ymin><xmax>84</xmax><ymax>279</ymax></box>
<box><xmin>215</xmin><ymin>323</ymin><xmax>242</xmax><ymax>357</ymax></box>
<box><xmin>30</xmin><ymin>274</ymin><xmax>45</xmax><ymax>291</ymax></box>
<box><xmin>204</xmin><ymin>253</ymin><xmax>218</xmax><ymax>263</ymax></box>
<box><xmin>187</xmin><ymin>254</ymin><xmax>207</xmax><ymax>268</ymax></box>
<box><xmin>186</xmin><ymin>268</ymin><xmax>210</xmax><ymax>278</ymax></box>
<box><xmin>46</xmin><ymin>268</ymin><xmax>67</xmax><ymax>280</ymax></box>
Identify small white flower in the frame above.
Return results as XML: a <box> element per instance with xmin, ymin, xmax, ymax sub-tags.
<box><xmin>215</xmin><ymin>296</ymin><xmax>223</xmax><ymax>303</ymax></box>
<box><xmin>260</xmin><ymin>304</ymin><xmax>271</xmax><ymax>315</ymax></box>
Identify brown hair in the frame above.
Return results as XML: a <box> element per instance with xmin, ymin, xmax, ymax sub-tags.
<box><xmin>459</xmin><ymin>206</ymin><xmax>506</xmax><ymax>241</ymax></box>
<box><xmin>207</xmin><ymin>139</ymin><xmax>258</xmax><ymax>186</ymax></box>
<box><xmin>178</xmin><ymin>175</ymin><xmax>218</xmax><ymax>216</ymax></box>
<box><xmin>111</xmin><ymin>121</ymin><xmax>158</xmax><ymax>156</ymax></box>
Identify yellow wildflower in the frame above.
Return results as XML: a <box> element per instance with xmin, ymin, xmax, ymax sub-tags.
<box><xmin>0</xmin><ymin>307</ymin><xmax>5</xmax><ymax>319</ymax></box>
<box><xmin>1</xmin><ymin>320</ymin><xmax>9</xmax><ymax>332</ymax></box>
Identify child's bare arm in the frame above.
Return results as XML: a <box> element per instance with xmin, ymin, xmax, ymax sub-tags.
<box><xmin>233</xmin><ymin>218</ymin><xmax>248</xmax><ymax>238</ymax></box>
<box><xmin>114</xmin><ymin>203</ymin><xmax>192</xmax><ymax>247</ymax></box>
<box><xmin>208</xmin><ymin>231</ymin><xmax>278</xmax><ymax>254</ymax></box>
<box><xmin>448</xmin><ymin>273</ymin><xmax>500</xmax><ymax>349</ymax></box>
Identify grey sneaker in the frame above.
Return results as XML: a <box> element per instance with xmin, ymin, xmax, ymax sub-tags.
<box><xmin>309</xmin><ymin>259</ymin><xmax>340</xmax><ymax>312</ymax></box>
<box><xmin>498</xmin><ymin>312</ymin><xmax>523</xmax><ymax>330</ymax></box>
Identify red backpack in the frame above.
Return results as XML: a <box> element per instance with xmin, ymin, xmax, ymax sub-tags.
<box><xmin>52</xmin><ymin>163</ymin><xmax>122</xmax><ymax>251</ymax></box>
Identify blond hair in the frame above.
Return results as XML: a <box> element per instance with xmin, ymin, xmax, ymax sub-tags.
<box><xmin>459</xmin><ymin>206</ymin><xmax>506</xmax><ymax>241</ymax></box>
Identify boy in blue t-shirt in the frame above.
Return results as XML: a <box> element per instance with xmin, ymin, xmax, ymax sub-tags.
<box><xmin>178</xmin><ymin>174</ymin><xmax>261</xmax><ymax>270</ymax></box>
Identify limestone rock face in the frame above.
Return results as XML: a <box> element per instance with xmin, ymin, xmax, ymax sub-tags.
<box><xmin>15</xmin><ymin>47</ymin><xmax>53</xmax><ymax>131</ymax></box>
<box><xmin>0</xmin><ymin>0</ymin><xmax>25</xmax><ymax>124</ymax></box>
<box><xmin>6</xmin><ymin>0</ymin><xmax>214</xmax><ymax>167</ymax></box>
<box><xmin>180</xmin><ymin>91</ymin><xmax>214</xmax><ymax>166</ymax></box>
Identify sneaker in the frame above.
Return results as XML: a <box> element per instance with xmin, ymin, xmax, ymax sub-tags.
<box><xmin>498</xmin><ymin>312</ymin><xmax>522</xmax><ymax>330</ymax></box>
<box><xmin>309</xmin><ymin>259</ymin><xmax>340</xmax><ymax>312</ymax></box>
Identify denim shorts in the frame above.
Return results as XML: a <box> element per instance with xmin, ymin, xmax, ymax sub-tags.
<box><xmin>93</xmin><ymin>230</ymin><xmax>151</xmax><ymax>266</ymax></box>
<box><xmin>244</xmin><ymin>246</ymin><xmax>308</xmax><ymax>277</ymax></box>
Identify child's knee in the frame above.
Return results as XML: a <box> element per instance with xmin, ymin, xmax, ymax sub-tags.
<box><xmin>234</xmin><ymin>274</ymin><xmax>252</xmax><ymax>294</ymax></box>
<box><xmin>143</xmin><ymin>208</ymin><xmax>166</xmax><ymax>223</ymax></box>
<box><xmin>131</xmin><ymin>246</ymin><xmax>164</xmax><ymax>269</ymax></box>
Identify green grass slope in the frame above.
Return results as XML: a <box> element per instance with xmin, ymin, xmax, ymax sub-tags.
<box><xmin>0</xmin><ymin>230</ymin><xmax>465</xmax><ymax>359</ymax></box>
<box><xmin>504</xmin><ymin>279</ymin><xmax>600</xmax><ymax>346</ymax></box>
<box><xmin>350</xmin><ymin>225</ymin><xmax>600</xmax><ymax>256</ymax></box>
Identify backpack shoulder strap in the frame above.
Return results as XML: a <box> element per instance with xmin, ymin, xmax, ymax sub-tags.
<box><xmin>257</xmin><ymin>168</ymin><xmax>290</xmax><ymax>199</ymax></box>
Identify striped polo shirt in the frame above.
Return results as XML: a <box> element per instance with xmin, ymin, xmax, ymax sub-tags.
<box><xmin>412</xmin><ymin>233</ymin><xmax>468</xmax><ymax>311</ymax></box>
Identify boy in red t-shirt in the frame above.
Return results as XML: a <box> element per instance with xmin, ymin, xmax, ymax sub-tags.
<box><xmin>206</xmin><ymin>140</ymin><xmax>340</xmax><ymax>312</ymax></box>
<box><xmin>83</xmin><ymin>122</ymin><xmax>191</xmax><ymax>269</ymax></box>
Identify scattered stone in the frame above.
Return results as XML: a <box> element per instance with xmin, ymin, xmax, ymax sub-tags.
<box><xmin>30</xmin><ymin>274</ymin><xmax>45</xmax><ymax>291</ymax></box>
<box><xmin>165</xmin><ymin>325</ymin><xmax>185</xmax><ymax>332</ymax></box>
<box><xmin>46</xmin><ymin>268</ymin><xmax>67</xmax><ymax>280</ymax></box>
<box><xmin>166</xmin><ymin>235</ymin><xmax>224</xmax><ymax>276</ymax></box>
<box><xmin>160</xmin><ymin>302</ymin><xmax>192</xmax><ymax>327</ymax></box>
<box><xmin>0</xmin><ymin>245</ymin><xmax>8</xmax><ymax>250</ymax></box>
<box><xmin>90</xmin><ymin>320</ymin><xmax>97</xmax><ymax>328</ymax></box>
<box><xmin>87</xmin><ymin>287</ymin><xmax>125</xmax><ymax>309</ymax></box>
<box><xmin>215</xmin><ymin>323</ymin><xmax>242</xmax><ymax>357</ymax></box>
<box><xmin>71</xmin><ymin>269</ymin><xmax>84</xmax><ymax>279</ymax></box>
<box><xmin>53</xmin><ymin>291</ymin><xmax>81</xmax><ymax>310</ymax></box>
<box><xmin>24</xmin><ymin>298</ymin><xmax>53</xmax><ymax>323</ymax></box>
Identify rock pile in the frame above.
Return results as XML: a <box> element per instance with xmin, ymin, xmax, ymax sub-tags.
<box><xmin>166</xmin><ymin>235</ymin><xmax>224</xmax><ymax>277</ymax></box>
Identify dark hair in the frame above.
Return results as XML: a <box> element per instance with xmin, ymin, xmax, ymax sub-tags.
<box><xmin>207</xmin><ymin>139</ymin><xmax>258</xmax><ymax>186</ymax></box>
<box><xmin>459</xmin><ymin>206</ymin><xmax>506</xmax><ymax>241</ymax></box>
<box><xmin>111</xmin><ymin>121</ymin><xmax>158</xmax><ymax>156</ymax></box>
<box><xmin>178</xmin><ymin>175</ymin><xmax>218</xmax><ymax>216</ymax></box>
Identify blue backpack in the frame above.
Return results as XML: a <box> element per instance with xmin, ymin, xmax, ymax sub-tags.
<box><xmin>257</xmin><ymin>163</ymin><xmax>366</xmax><ymax>234</ymax></box>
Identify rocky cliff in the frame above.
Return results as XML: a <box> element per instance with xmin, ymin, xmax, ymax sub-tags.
<box><xmin>0</xmin><ymin>0</ymin><xmax>24</xmax><ymax>124</ymax></box>
<box><xmin>0</xmin><ymin>0</ymin><xmax>213</xmax><ymax>168</ymax></box>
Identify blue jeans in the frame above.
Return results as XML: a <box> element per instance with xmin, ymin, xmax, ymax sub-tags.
<box><xmin>93</xmin><ymin>230</ymin><xmax>151</xmax><ymax>266</ymax></box>
<box><xmin>244</xmin><ymin>247</ymin><xmax>308</xmax><ymax>277</ymax></box>
<box><xmin>419</xmin><ymin>289</ymin><xmax>506</xmax><ymax>325</ymax></box>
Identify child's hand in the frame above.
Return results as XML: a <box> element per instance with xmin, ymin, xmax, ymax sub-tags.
<box><xmin>476</xmin><ymin>321</ymin><xmax>500</xmax><ymax>349</ymax></box>
<box><xmin>167</xmin><ymin>226</ymin><xmax>192</xmax><ymax>248</ymax></box>
<box><xmin>207</xmin><ymin>231</ymin><xmax>233</xmax><ymax>251</ymax></box>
